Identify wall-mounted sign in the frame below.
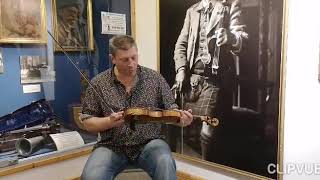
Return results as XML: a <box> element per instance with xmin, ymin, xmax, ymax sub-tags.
<box><xmin>23</xmin><ymin>84</ymin><xmax>41</xmax><ymax>93</ymax></box>
<box><xmin>101</xmin><ymin>12</ymin><xmax>126</xmax><ymax>35</ymax></box>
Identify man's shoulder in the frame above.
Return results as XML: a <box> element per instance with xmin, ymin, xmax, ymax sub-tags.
<box><xmin>187</xmin><ymin>2</ymin><xmax>201</xmax><ymax>11</ymax></box>
<box><xmin>91</xmin><ymin>69</ymin><xmax>112</xmax><ymax>83</ymax></box>
<box><xmin>139</xmin><ymin>66</ymin><xmax>163</xmax><ymax>79</ymax></box>
<box><xmin>140</xmin><ymin>66</ymin><xmax>159</xmax><ymax>75</ymax></box>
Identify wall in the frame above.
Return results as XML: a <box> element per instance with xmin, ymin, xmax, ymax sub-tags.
<box><xmin>283</xmin><ymin>0</ymin><xmax>320</xmax><ymax>179</ymax></box>
<box><xmin>0</xmin><ymin>0</ymin><xmax>131</xmax><ymax>124</ymax></box>
<box><xmin>0</xmin><ymin>0</ymin><xmax>50</xmax><ymax>117</ymax></box>
<box><xmin>132</xmin><ymin>0</ymin><xmax>159</xmax><ymax>71</ymax></box>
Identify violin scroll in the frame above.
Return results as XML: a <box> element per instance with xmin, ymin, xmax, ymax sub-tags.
<box><xmin>201</xmin><ymin>116</ymin><xmax>219</xmax><ymax>127</ymax></box>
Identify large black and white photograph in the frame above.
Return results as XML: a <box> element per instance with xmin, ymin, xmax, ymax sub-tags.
<box><xmin>20</xmin><ymin>56</ymin><xmax>55</xmax><ymax>84</ymax></box>
<box><xmin>160</xmin><ymin>0</ymin><xmax>284</xmax><ymax>178</ymax></box>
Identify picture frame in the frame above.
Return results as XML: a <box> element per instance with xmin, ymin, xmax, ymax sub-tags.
<box><xmin>52</xmin><ymin>0</ymin><xmax>94</xmax><ymax>52</ymax></box>
<box><xmin>19</xmin><ymin>55</ymin><xmax>55</xmax><ymax>84</ymax></box>
<box><xmin>0</xmin><ymin>0</ymin><xmax>47</xmax><ymax>44</ymax></box>
<box><xmin>157</xmin><ymin>0</ymin><xmax>287</xmax><ymax>179</ymax></box>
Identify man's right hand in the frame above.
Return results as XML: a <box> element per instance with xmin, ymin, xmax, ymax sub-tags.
<box><xmin>175</xmin><ymin>69</ymin><xmax>186</xmax><ymax>91</ymax></box>
<box><xmin>108</xmin><ymin>111</ymin><xmax>125</xmax><ymax>128</ymax></box>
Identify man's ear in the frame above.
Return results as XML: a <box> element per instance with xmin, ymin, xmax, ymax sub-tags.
<box><xmin>109</xmin><ymin>54</ymin><xmax>115</xmax><ymax>64</ymax></box>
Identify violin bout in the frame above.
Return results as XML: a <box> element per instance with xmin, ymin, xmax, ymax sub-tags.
<box><xmin>123</xmin><ymin>107</ymin><xmax>181</xmax><ymax>124</ymax></box>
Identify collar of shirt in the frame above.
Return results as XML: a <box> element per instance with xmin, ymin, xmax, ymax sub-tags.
<box><xmin>198</xmin><ymin>0</ymin><xmax>215</xmax><ymax>13</ymax></box>
<box><xmin>111</xmin><ymin>65</ymin><xmax>143</xmax><ymax>84</ymax></box>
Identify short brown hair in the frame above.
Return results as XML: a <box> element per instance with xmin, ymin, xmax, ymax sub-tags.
<box><xmin>109</xmin><ymin>35</ymin><xmax>137</xmax><ymax>56</ymax></box>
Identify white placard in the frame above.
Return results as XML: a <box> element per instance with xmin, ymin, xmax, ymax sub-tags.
<box><xmin>23</xmin><ymin>84</ymin><xmax>41</xmax><ymax>93</ymax></box>
<box><xmin>50</xmin><ymin>131</ymin><xmax>84</xmax><ymax>151</ymax></box>
<box><xmin>101</xmin><ymin>12</ymin><xmax>126</xmax><ymax>35</ymax></box>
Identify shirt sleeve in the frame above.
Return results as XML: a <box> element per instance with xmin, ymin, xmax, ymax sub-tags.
<box><xmin>81</xmin><ymin>83</ymin><xmax>104</xmax><ymax>121</ymax></box>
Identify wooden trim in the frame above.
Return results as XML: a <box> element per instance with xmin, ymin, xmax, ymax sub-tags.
<box><xmin>0</xmin><ymin>147</ymin><xmax>93</xmax><ymax>177</ymax></box>
<box><xmin>177</xmin><ymin>170</ymin><xmax>205</xmax><ymax>180</ymax></box>
<box><xmin>130</xmin><ymin>0</ymin><xmax>136</xmax><ymax>38</ymax></box>
<box><xmin>277</xmin><ymin>1</ymin><xmax>289</xmax><ymax>180</ymax></box>
<box><xmin>156</xmin><ymin>0</ymin><xmax>160</xmax><ymax>72</ymax></box>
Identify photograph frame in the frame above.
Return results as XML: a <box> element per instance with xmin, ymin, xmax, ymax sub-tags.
<box><xmin>19</xmin><ymin>55</ymin><xmax>55</xmax><ymax>84</ymax></box>
<box><xmin>155</xmin><ymin>0</ymin><xmax>288</xmax><ymax>179</ymax></box>
<box><xmin>0</xmin><ymin>0</ymin><xmax>47</xmax><ymax>44</ymax></box>
<box><xmin>52</xmin><ymin>0</ymin><xmax>94</xmax><ymax>52</ymax></box>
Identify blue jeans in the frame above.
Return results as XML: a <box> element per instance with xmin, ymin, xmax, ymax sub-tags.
<box><xmin>81</xmin><ymin>139</ymin><xmax>177</xmax><ymax>180</ymax></box>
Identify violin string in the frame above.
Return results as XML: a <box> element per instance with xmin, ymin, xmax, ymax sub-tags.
<box><xmin>47</xmin><ymin>31</ymin><xmax>114</xmax><ymax>113</ymax></box>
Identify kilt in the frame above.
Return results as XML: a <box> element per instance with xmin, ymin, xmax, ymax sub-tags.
<box><xmin>182</xmin><ymin>74</ymin><xmax>233</xmax><ymax>119</ymax></box>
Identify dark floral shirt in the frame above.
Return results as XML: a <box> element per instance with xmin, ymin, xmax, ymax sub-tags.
<box><xmin>81</xmin><ymin>65</ymin><xmax>178</xmax><ymax>161</ymax></box>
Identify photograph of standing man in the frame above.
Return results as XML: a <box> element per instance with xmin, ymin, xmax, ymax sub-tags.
<box><xmin>173</xmin><ymin>0</ymin><xmax>248</xmax><ymax>161</ymax></box>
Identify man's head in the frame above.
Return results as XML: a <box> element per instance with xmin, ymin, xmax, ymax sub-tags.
<box><xmin>57</xmin><ymin>0</ymin><xmax>83</xmax><ymax>28</ymax></box>
<box><xmin>109</xmin><ymin>35</ymin><xmax>138</xmax><ymax>77</ymax></box>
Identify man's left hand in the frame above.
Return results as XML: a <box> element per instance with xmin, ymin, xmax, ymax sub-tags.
<box><xmin>215</xmin><ymin>28</ymin><xmax>236</xmax><ymax>47</ymax></box>
<box><xmin>179</xmin><ymin>109</ymin><xmax>193</xmax><ymax>127</ymax></box>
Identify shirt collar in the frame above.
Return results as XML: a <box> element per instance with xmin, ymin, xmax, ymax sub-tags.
<box><xmin>111</xmin><ymin>65</ymin><xmax>142</xmax><ymax>83</ymax></box>
<box><xmin>198</xmin><ymin>0</ymin><xmax>215</xmax><ymax>12</ymax></box>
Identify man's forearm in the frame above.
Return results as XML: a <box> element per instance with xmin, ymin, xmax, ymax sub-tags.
<box><xmin>83</xmin><ymin>117</ymin><xmax>112</xmax><ymax>133</ymax></box>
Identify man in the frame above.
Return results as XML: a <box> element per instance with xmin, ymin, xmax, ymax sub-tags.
<box><xmin>56</xmin><ymin>0</ymin><xmax>86</xmax><ymax>47</ymax></box>
<box><xmin>173</xmin><ymin>0</ymin><xmax>248</xmax><ymax>161</ymax></box>
<box><xmin>80</xmin><ymin>35</ymin><xmax>193</xmax><ymax>180</ymax></box>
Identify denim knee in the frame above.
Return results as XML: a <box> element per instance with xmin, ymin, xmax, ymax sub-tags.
<box><xmin>155</xmin><ymin>153</ymin><xmax>176</xmax><ymax>170</ymax></box>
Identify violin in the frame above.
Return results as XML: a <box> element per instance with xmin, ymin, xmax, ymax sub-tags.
<box><xmin>123</xmin><ymin>107</ymin><xmax>219</xmax><ymax>127</ymax></box>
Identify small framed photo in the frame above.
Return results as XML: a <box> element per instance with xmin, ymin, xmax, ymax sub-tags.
<box><xmin>20</xmin><ymin>56</ymin><xmax>55</xmax><ymax>84</ymax></box>
<box><xmin>0</xmin><ymin>0</ymin><xmax>47</xmax><ymax>44</ymax></box>
<box><xmin>52</xmin><ymin>0</ymin><xmax>94</xmax><ymax>51</ymax></box>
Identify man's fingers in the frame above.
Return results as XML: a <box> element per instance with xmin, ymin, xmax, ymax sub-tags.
<box><xmin>184</xmin><ymin>109</ymin><xmax>193</xmax><ymax>119</ymax></box>
<box><xmin>178</xmin><ymin>82</ymin><xmax>183</xmax><ymax>91</ymax></box>
<box><xmin>179</xmin><ymin>109</ymin><xmax>193</xmax><ymax>127</ymax></box>
<box><xmin>110</xmin><ymin>111</ymin><xmax>124</xmax><ymax>122</ymax></box>
<box><xmin>215</xmin><ymin>28</ymin><xmax>228</xmax><ymax>46</ymax></box>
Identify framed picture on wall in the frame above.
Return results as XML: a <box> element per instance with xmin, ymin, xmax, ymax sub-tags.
<box><xmin>20</xmin><ymin>55</ymin><xmax>55</xmax><ymax>84</ymax></box>
<box><xmin>158</xmin><ymin>0</ymin><xmax>286</xmax><ymax>179</ymax></box>
<box><xmin>52</xmin><ymin>0</ymin><xmax>94</xmax><ymax>52</ymax></box>
<box><xmin>0</xmin><ymin>0</ymin><xmax>47</xmax><ymax>44</ymax></box>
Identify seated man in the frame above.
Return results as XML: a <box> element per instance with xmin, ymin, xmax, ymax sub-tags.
<box><xmin>80</xmin><ymin>35</ymin><xmax>193</xmax><ymax>180</ymax></box>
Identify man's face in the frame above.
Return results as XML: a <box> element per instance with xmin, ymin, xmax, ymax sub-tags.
<box><xmin>59</xmin><ymin>6</ymin><xmax>80</xmax><ymax>27</ymax></box>
<box><xmin>112</xmin><ymin>46</ymin><xmax>138</xmax><ymax>77</ymax></box>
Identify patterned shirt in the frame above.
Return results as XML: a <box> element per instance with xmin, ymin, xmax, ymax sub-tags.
<box><xmin>81</xmin><ymin>65</ymin><xmax>178</xmax><ymax>161</ymax></box>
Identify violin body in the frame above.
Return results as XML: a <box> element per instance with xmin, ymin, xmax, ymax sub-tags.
<box><xmin>124</xmin><ymin>107</ymin><xmax>181</xmax><ymax>125</ymax></box>
<box><xmin>123</xmin><ymin>107</ymin><xmax>219</xmax><ymax>128</ymax></box>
